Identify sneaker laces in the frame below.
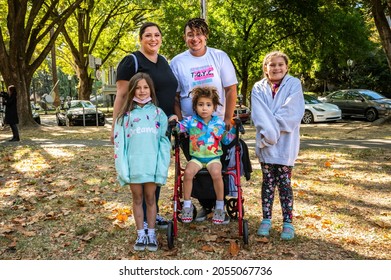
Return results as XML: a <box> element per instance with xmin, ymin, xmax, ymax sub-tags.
<box><xmin>156</xmin><ymin>214</ymin><xmax>166</xmax><ymax>223</ymax></box>
<box><xmin>136</xmin><ymin>235</ymin><xmax>147</xmax><ymax>244</ymax></box>
<box><xmin>148</xmin><ymin>234</ymin><xmax>158</xmax><ymax>245</ymax></box>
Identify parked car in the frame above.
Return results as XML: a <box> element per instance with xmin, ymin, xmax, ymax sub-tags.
<box><xmin>56</xmin><ymin>100</ymin><xmax>106</xmax><ymax>126</ymax></box>
<box><xmin>32</xmin><ymin>105</ymin><xmax>41</xmax><ymax>124</ymax></box>
<box><xmin>233</xmin><ymin>105</ymin><xmax>251</xmax><ymax>123</ymax></box>
<box><xmin>320</xmin><ymin>89</ymin><xmax>391</xmax><ymax>122</ymax></box>
<box><xmin>90</xmin><ymin>94</ymin><xmax>110</xmax><ymax>107</ymax></box>
<box><xmin>302</xmin><ymin>94</ymin><xmax>341</xmax><ymax>124</ymax></box>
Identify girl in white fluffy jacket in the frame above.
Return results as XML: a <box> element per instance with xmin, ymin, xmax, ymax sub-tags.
<box><xmin>251</xmin><ymin>51</ymin><xmax>305</xmax><ymax>240</ymax></box>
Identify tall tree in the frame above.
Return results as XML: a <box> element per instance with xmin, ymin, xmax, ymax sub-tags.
<box><xmin>0</xmin><ymin>0</ymin><xmax>83</xmax><ymax>126</ymax></box>
<box><xmin>208</xmin><ymin>0</ymin><xmax>375</xmax><ymax>98</ymax></box>
<box><xmin>154</xmin><ymin>0</ymin><xmax>200</xmax><ymax>58</ymax></box>
<box><xmin>208</xmin><ymin>0</ymin><xmax>326</xmax><ymax>104</ymax></box>
<box><xmin>60</xmin><ymin>0</ymin><xmax>147</xmax><ymax>100</ymax></box>
<box><xmin>369</xmin><ymin>0</ymin><xmax>391</xmax><ymax>71</ymax></box>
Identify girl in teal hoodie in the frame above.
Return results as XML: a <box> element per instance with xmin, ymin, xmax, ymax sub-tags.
<box><xmin>114</xmin><ymin>73</ymin><xmax>171</xmax><ymax>252</ymax></box>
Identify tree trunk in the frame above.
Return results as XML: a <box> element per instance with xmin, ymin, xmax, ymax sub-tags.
<box><xmin>240</xmin><ymin>73</ymin><xmax>249</xmax><ymax>107</ymax></box>
<box><xmin>370</xmin><ymin>0</ymin><xmax>391</xmax><ymax>71</ymax></box>
<box><xmin>0</xmin><ymin>0</ymin><xmax>84</xmax><ymax>127</ymax></box>
<box><xmin>1</xmin><ymin>52</ymin><xmax>36</xmax><ymax>127</ymax></box>
<box><xmin>76</xmin><ymin>66</ymin><xmax>93</xmax><ymax>100</ymax></box>
<box><xmin>14</xmin><ymin>70</ymin><xmax>36</xmax><ymax>127</ymax></box>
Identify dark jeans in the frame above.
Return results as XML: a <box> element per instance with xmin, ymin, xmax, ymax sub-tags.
<box><xmin>142</xmin><ymin>185</ymin><xmax>161</xmax><ymax>222</ymax></box>
<box><xmin>10</xmin><ymin>124</ymin><xmax>20</xmax><ymax>140</ymax></box>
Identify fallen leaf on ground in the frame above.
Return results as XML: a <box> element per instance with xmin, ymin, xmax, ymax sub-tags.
<box><xmin>0</xmin><ymin>226</ymin><xmax>14</xmax><ymax>234</ymax></box>
<box><xmin>54</xmin><ymin>231</ymin><xmax>67</xmax><ymax>238</ymax></box>
<box><xmin>78</xmin><ymin>230</ymin><xmax>98</xmax><ymax>242</ymax></box>
<box><xmin>162</xmin><ymin>248</ymin><xmax>178</xmax><ymax>257</ymax></box>
<box><xmin>305</xmin><ymin>213</ymin><xmax>322</xmax><ymax>220</ymax></box>
<box><xmin>201</xmin><ymin>245</ymin><xmax>215</xmax><ymax>252</ymax></box>
<box><xmin>113</xmin><ymin>220</ymin><xmax>127</xmax><ymax>229</ymax></box>
<box><xmin>228</xmin><ymin>240</ymin><xmax>240</xmax><ymax>256</ymax></box>
<box><xmin>204</xmin><ymin>234</ymin><xmax>218</xmax><ymax>242</ymax></box>
<box><xmin>374</xmin><ymin>221</ymin><xmax>389</xmax><ymax>228</ymax></box>
<box><xmin>20</xmin><ymin>230</ymin><xmax>36</xmax><ymax>237</ymax></box>
<box><xmin>255</xmin><ymin>236</ymin><xmax>270</xmax><ymax>243</ymax></box>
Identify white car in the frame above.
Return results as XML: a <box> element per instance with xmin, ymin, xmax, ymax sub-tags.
<box><xmin>302</xmin><ymin>94</ymin><xmax>341</xmax><ymax>124</ymax></box>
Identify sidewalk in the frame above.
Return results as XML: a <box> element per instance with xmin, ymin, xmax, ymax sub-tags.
<box><xmin>1</xmin><ymin>115</ymin><xmax>390</xmax><ymax>149</ymax></box>
<box><xmin>2</xmin><ymin>134</ymin><xmax>390</xmax><ymax>149</ymax></box>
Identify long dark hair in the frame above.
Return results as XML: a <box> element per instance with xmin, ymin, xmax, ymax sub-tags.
<box><xmin>116</xmin><ymin>73</ymin><xmax>157</xmax><ymax>123</ymax></box>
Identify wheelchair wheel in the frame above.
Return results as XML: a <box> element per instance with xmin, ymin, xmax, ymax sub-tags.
<box><xmin>167</xmin><ymin>220</ymin><xmax>174</xmax><ymax>249</ymax></box>
<box><xmin>177</xmin><ymin>202</ymin><xmax>197</xmax><ymax>223</ymax></box>
<box><xmin>226</xmin><ymin>198</ymin><xmax>244</xmax><ymax>219</ymax></box>
<box><xmin>243</xmin><ymin>219</ymin><xmax>249</xmax><ymax>245</ymax></box>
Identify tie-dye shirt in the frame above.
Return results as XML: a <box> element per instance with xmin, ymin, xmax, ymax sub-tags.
<box><xmin>177</xmin><ymin>114</ymin><xmax>236</xmax><ymax>163</ymax></box>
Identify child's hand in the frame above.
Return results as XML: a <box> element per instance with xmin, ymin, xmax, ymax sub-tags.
<box><xmin>168</xmin><ymin>114</ymin><xmax>179</xmax><ymax>122</ymax></box>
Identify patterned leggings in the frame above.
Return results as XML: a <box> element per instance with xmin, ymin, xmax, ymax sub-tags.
<box><xmin>261</xmin><ymin>163</ymin><xmax>293</xmax><ymax>223</ymax></box>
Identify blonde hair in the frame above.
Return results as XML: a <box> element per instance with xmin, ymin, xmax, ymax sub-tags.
<box><xmin>191</xmin><ymin>86</ymin><xmax>222</xmax><ymax>112</ymax></box>
<box><xmin>116</xmin><ymin>72</ymin><xmax>157</xmax><ymax>123</ymax></box>
<box><xmin>262</xmin><ymin>51</ymin><xmax>289</xmax><ymax>78</ymax></box>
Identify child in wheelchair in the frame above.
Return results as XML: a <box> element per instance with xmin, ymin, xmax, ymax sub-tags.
<box><xmin>173</xmin><ymin>86</ymin><xmax>236</xmax><ymax>224</ymax></box>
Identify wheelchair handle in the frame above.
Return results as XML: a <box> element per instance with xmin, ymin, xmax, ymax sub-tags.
<box><xmin>166</xmin><ymin>120</ymin><xmax>178</xmax><ymax>137</ymax></box>
<box><xmin>234</xmin><ymin>118</ymin><xmax>245</xmax><ymax>135</ymax></box>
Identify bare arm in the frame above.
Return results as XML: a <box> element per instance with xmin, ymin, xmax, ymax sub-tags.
<box><xmin>223</xmin><ymin>84</ymin><xmax>237</xmax><ymax>129</ymax></box>
<box><xmin>174</xmin><ymin>92</ymin><xmax>183</xmax><ymax>121</ymax></box>
<box><xmin>110</xmin><ymin>79</ymin><xmax>129</xmax><ymax>143</ymax></box>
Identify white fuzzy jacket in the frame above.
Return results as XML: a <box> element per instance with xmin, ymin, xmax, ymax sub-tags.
<box><xmin>251</xmin><ymin>75</ymin><xmax>305</xmax><ymax>166</ymax></box>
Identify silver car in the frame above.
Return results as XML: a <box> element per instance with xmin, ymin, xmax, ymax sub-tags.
<box><xmin>56</xmin><ymin>100</ymin><xmax>105</xmax><ymax>126</ymax></box>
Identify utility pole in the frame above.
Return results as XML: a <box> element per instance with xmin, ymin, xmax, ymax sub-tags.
<box><xmin>50</xmin><ymin>28</ymin><xmax>60</xmax><ymax>107</ymax></box>
<box><xmin>201</xmin><ymin>0</ymin><xmax>207</xmax><ymax>20</ymax></box>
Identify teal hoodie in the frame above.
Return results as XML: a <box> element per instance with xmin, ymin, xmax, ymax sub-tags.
<box><xmin>113</xmin><ymin>103</ymin><xmax>171</xmax><ymax>186</ymax></box>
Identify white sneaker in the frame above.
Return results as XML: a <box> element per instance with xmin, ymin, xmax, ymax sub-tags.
<box><xmin>133</xmin><ymin>235</ymin><xmax>147</xmax><ymax>251</ymax></box>
<box><xmin>147</xmin><ymin>235</ymin><xmax>158</xmax><ymax>252</ymax></box>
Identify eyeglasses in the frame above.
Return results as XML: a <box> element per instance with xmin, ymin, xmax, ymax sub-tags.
<box><xmin>185</xmin><ymin>32</ymin><xmax>205</xmax><ymax>39</ymax></box>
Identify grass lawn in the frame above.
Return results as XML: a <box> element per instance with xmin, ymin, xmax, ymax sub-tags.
<box><xmin>0</xmin><ymin>119</ymin><xmax>390</xmax><ymax>260</ymax></box>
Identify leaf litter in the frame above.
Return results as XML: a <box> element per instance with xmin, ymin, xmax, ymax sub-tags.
<box><xmin>0</xmin><ymin>122</ymin><xmax>390</xmax><ymax>259</ymax></box>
